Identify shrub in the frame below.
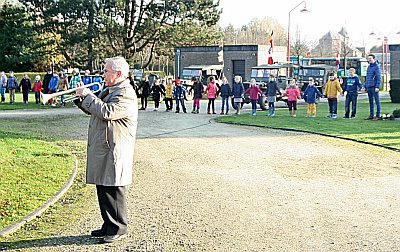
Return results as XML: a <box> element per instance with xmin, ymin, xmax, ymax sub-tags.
<box><xmin>389</xmin><ymin>79</ymin><xmax>400</xmax><ymax>103</ymax></box>
<box><xmin>393</xmin><ymin>108</ymin><xmax>400</xmax><ymax>118</ymax></box>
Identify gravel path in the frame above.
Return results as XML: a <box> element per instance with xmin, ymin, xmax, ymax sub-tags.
<box><xmin>1</xmin><ymin>101</ymin><xmax>400</xmax><ymax>251</ymax></box>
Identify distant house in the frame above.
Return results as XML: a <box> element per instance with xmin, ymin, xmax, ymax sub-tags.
<box><xmin>311</xmin><ymin>28</ymin><xmax>363</xmax><ymax>58</ymax></box>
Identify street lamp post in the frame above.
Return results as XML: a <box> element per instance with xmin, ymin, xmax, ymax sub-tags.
<box><xmin>287</xmin><ymin>1</ymin><xmax>309</xmax><ymax>62</ymax></box>
<box><xmin>370</xmin><ymin>31</ymin><xmax>391</xmax><ymax>90</ymax></box>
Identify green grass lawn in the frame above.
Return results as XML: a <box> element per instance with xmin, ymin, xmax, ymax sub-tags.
<box><xmin>216</xmin><ymin>98</ymin><xmax>400</xmax><ymax>149</ymax></box>
<box><xmin>0</xmin><ymin>134</ymin><xmax>74</xmax><ymax>230</ymax></box>
<box><xmin>0</xmin><ymin>101</ymin><xmax>80</xmax><ymax>230</ymax></box>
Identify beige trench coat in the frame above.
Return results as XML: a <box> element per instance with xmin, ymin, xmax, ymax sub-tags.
<box><xmin>79</xmin><ymin>80</ymin><xmax>138</xmax><ymax>186</ymax></box>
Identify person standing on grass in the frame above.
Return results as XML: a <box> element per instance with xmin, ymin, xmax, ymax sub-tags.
<box><xmin>303</xmin><ymin>78</ymin><xmax>323</xmax><ymax>117</ymax></box>
<box><xmin>7</xmin><ymin>71</ymin><xmax>18</xmax><ymax>104</ymax></box>
<box><xmin>219</xmin><ymin>77</ymin><xmax>232</xmax><ymax>115</ymax></box>
<box><xmin>151</xmin><ymin>78</ymin><xmax>165</xmax><ymax>111</ymax></box>
<box><xmin>203</xmin><ymin>76</ymin><xmax>218</xmax><ymax>114</ymax></box>
<box><xmin>82</xmin><ymin>70</ymin><xmax>93</xmax><ymax>88</ymax></box>
<box><xmin>32</xmin><ymin>75</ymin><xmax>43</xmax><ymax>104</ymax></box>
<box><xmin>19</xmin><ymin>74</ymin><xmax>32</xmax><ymax>105</ymax></box>
<box><xmin>69</xmin><ymin>69</ymin><xmax>81</xmax><ymax>89</ymax></box>
<box><xmin>266</xmin><ymin>74</ymin><xmax>282</xmax><ymax>117</ymax></box>
<box><xmin>283</xmin><ymin>79</ymin><xmax>301</xmax><ymax>117</ymax></box>
<box><xmin>244</xmin><ymin>79</ymin><xmax>263</xmax><ymax>116</ymax></box>
<box><xmin>190</xmin><ymin>77</ymin><xmax>204</xmax><ymax>114</ymax></box>
<box><xmin>42</xmin><ymin>70</ymin><xmax>52</xmax><ymax>94</ymax></box>
<box><xmin>323</xmin><ymin>72</ymin><xmax>343</xmax><ymax>118</ymax></box>
<box><xmin>0</xmin><ymin>71</ymin><xmax>7</xmax><ymax>103</ymax></box>
<box><xmin>48</xmin><ymin>71</ymin><xmax>60</xmax><ymax>106</ymax></box>
<box><xmin>74</xmin><ymin>56</ymin><xmax>137</xmax><ymax>244</ymax></box>
<box><xmin>365</xmin><ymin>54</ymin><xmax>382</xmax><ymax>120</ymax></box>
<box><xmin>58</xmin><ymin>72</ymin><xmax>69</xmax><ymax>107</ymax></box>
<box><xmin>343</xmin><ymin>67</ymin><xmax>363</xmax><ymax>118</ymax></box>
<box><xmin>232</xmin><ymin>75</ymin><xmax>244</xmax><ymax>115</ymax></box>
<box><xmin>164</xmin><ymin>78</ymin><xmax>174</xmax><ymax>112</ymax></box>
<box><xmin>92</xmin><ymin>71</ymin><xmax>103</xmax><ymax>92</ymax></box>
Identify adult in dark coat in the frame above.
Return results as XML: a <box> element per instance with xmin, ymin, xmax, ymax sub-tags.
<box><xmin>42</xmin><ymin>70</ymin><xmax>53</xmax><ymax>94</ymax></box>
<box><xmin>19</xmin><ymin>74</ymin><xmax>32</xmax><ymax>104</ymax></box>
<box><xmin>75</xmin><ymin>56</ymin><xmax>137</xmax><ymax>244</ymax></box>
<box><xmin>151</xmin><ymin>79</ymin><xmax>165</xmax><ymax>111</ymax></box>
<box><xmin>138</xmin><ymin>77</ymin><xmax>150</xmax><ymax>110</ymax></box>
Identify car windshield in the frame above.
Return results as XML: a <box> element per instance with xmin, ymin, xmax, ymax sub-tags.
<box><xmin>182</xmin><ymin>69</ymin><xmax>202</xmax><ymax>78</ymax></box>
<box><xmin>301</xmin><ymin>69</ymin><xmax>325</xmax><ymax>77</ymax></box>
<box><xmin>251</xmin><ymin>68</ymin><xmax>281</xmax><ymax>78</ymax></box>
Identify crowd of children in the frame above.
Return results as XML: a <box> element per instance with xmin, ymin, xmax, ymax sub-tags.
<box><xmin>135</xmin><ymin>70</ymin><xmax>367</xmax><ymax>119</ymax></box>
<box><xmin>1</xmin><ymin>69</ymin><xmax>368</xmax><ymax>119</ymax></box>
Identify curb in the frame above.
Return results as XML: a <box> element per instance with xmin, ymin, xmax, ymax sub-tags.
<box><xmin>218</xmin><ymin>121</ymin><xmax>400</xmax><ymax>152</ymax></box>
<box><xmin>0</xmin><ymin>158</ymin><xmax>78</xmax><ymax>237</ymax></box>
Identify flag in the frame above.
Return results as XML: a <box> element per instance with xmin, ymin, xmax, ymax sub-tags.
<box><xmin>335</xmin><ymin>53</ymin><xmax>340</xmax><ymax>68</ymax></box>
<box><xmin>217</xmin><ymin>40</ymin><xmax>224</xmax><ymax>63</ymax></box>
<box><xmin>268</xmin><ymin>31</ymin><xmax>274</xmax><ymax>64</ymax></box>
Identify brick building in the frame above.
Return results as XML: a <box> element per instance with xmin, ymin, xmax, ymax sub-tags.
<box><xmin>175</xmin><ymin>45</ymin><xmax>286</xmax><ymax>83</ymax></box>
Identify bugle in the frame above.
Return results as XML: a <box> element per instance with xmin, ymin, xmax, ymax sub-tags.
<box><xmin>41</xmin><ymin>82</ymin><xmax>102</xmax><ymax>105</ymax></box>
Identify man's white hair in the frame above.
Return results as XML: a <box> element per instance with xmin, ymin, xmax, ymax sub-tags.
<box><xmin>106</xmin><ymin>56</ymin><xmax>129</xmax><ymax>78</ymax></box>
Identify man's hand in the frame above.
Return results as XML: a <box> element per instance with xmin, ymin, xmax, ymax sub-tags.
<box><xmin>375</xmin><ymin>88</ymin><xmax>379</xmax><ymax>93</ymax></box>
<box><xmin>75</xmin><ymin>87</ymin><xmax>92</xmax><ymax>97</ymax></box>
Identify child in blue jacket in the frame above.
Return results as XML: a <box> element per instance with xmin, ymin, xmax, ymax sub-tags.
<box><xmin>303</xmin><ymin>78</ymin><xmax>323</xmax><ymax>117</ymax></box>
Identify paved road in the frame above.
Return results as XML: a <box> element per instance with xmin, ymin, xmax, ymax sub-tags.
<box><xmin>2</xmin><ymin>101</ymin><xmax>400</xmax><ymax>251</ymax></box>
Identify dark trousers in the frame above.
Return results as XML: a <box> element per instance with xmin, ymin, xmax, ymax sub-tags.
<box><xmin>175</xmin><ymin>98</ymin><xmax>186</xmax><ymax>112</ymax></box>
<box><xmin>165</xmin><ymin>98</ymin><xmax>173</xmax><ymax>110</ymax></box>
<box><xmin>35</xmin><ymin>92</ymin><xmax>40</xmax><ymax>104</ymax></box>
<box><xmin>328</xmin><ymin>99</ymin><xmax>338</xmax><ymax>114</ymax></box>
<box><xmin>22</xmin><ymin>89</ymin><xmax>29</xmax><ymax>103</ymax></box>
<box><xmin>251</xmin><ymin>99</ymin><xmax>257</xmax><ymax>110</ymax></box>
<box><xmin>141</xmin><ymin>95</ymin><xmax>148</xmax><ymax>109</ymax></box>
<box><xmin>287</xmin><ymin>101</ymin><xmax>297</xmax><ymax>111</ymax></box>
<box><xmin>344</xmin><ymin>92</ymin><xmax>358</xmax><ymax>117</ymax></box>
<box><xmin>154</xmin><ymin>99</ymin><xmax>160</xmax><ymax>108</ymax></box>
<box><xmin>96</xmin><ymin>185</ymin><xmax>128</xmax><ymax>235</ymax></box>
<box><xmin>207</xmin><ymin>98</ymin><xmax>216</xmax><ymax>112</ymax></box>
<box><xmin>367</xmin><ymin>87</ymin><xmax>381</xmax><ymax>117</ymax></box>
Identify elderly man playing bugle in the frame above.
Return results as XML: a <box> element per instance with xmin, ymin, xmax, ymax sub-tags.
<box><xmin>75</xmin><ymin>56</ymin><xmax>138</xmax><ymax>243</ymax></box>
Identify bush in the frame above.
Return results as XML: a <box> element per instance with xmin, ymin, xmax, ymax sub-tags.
<box><xmin>393</xmin><ymin>109</ymin><xmax>400</xmax><ymax>118</ymax></box>
<box><xmin>389</xmin><ymin>79</ymin><xmax>400</xmax><ymax>103</ymax></box>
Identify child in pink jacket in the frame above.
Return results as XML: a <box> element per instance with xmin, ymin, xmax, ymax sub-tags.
<box><xmin>244</xmin><ymin>79</ymin><xmax>263</xmax><ymax>116</ymax></box>
<box><xmin>203</xmin><ymin>76</ymin><xmax>218</xmax><ymax>114</ymax></box>
<box><xmin>283</xmin><ymin>80</ymin><xmax>301</xmax><ymax>117</ymax></box>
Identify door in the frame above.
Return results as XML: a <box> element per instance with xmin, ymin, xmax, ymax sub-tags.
<box><xmin>232</xmin><ymin>60</ymin><xmax>245</xmax><ymax>83</ymax></box>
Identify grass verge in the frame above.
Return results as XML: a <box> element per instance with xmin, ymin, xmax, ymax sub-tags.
<box><xmin>0</xmin><ymin>112</ymin><xmax>91</xmax><ymax>245</ymax></box>
<box><xmin>216</xmin><ymin>98</ymin><xmax>400</xmax><ymax>149</ymax></box>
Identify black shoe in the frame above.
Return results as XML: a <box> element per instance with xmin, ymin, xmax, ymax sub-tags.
<box><xmin>175</xmin><ymin>111</ymin><xmax>179</xmax><ymax>113</ymax></box>
<box><xmin>343</xmin><ymin>116</ymin><xmax>349</xmax><ymax>118</ymax></box>
<box><xmin>91</xmin><ymin>229</ymin><xmax>106</xmax><ymax>237</ymax></box>
<box><xmin>101</xmin><ymin>234</ymin><xmax>127</xmax><ymax>243</ymax></box>
<box><xmin>139</xmin><ymin>107</ymin><xmax>145</xmax><ymax>110</ymax></box>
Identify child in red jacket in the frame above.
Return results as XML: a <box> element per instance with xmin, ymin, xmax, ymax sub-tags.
<box><xmin>244</xmin><ymin>79</ymin><xmax>263</xmax><ymax>116</ymax></box>
<box><xmin>283</xmin><ymin>79</ymin><xmax>301</xmax><ymax>117</ymax></box>
<box><xmin>32</xmin><ymin>75</ymin><xmax>43</xmax><ymax>104</ymax></box>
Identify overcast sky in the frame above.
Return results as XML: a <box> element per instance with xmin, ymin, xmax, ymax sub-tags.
<box><xmin>218</xmin><ymin>0</ymin><xmax>400</xmax><ymax>49</ymax></box>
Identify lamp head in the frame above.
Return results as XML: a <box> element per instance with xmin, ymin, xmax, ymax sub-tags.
<box><xmin>300</xmin><ymin>3</ymin><xmax>309</xmax><ymax>13</ymax></box>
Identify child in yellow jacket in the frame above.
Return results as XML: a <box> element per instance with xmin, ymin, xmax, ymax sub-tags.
<box><xmin>323</xmin><ymin>72</ymin><xmax>343</xmax><ymax>118</ymax></box>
